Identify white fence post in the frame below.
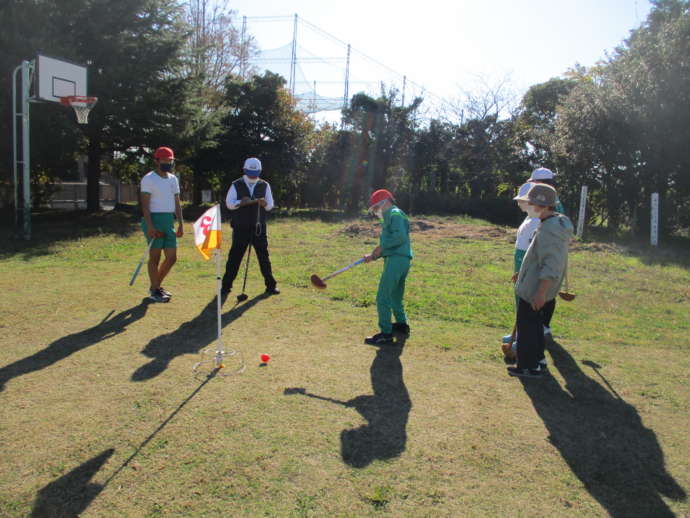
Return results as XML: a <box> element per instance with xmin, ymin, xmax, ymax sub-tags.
<box><xmin>576</xmin><ymin>185</ymin><xmax>588</xmax><ymax>238</ymax></box>
<box><xmin>650</xmin><ymin>192</ymin><xmax>659</xmax><ymax>246</ymax></box>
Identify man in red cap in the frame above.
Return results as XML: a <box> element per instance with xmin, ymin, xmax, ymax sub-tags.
<box><xmin>363</xmin><ymin>189</ymin><xmax>413</xmax><ymax>345</ymax></box>
<box><xmin>139</xmin><ymin>146</ymin><xmax>184</xmax><ymax>303</ymax></box>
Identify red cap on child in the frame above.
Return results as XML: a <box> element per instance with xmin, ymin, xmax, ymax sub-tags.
<box><xmin>153</xmin><ymin>147</ymin><xmax>175</xmax><ymax>160</ymax></box>
<box><xmin>369</xmin><ymin>189</ymin><xmax>394</xmax><ymax>209</ymax></box>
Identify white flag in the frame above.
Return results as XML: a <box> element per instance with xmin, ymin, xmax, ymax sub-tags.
<box><xmin>193</xmin><ymin>205</ymin><xmax>222</xmax><ymax>260</ymax></box>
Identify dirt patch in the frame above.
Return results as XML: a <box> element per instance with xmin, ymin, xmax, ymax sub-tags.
<box><xmin>569</xmin><ymin>241</ymin><xmax>623</xmax><ymax>253</ymax></box>
<box><xmin>339</xmin><ymin>219</ymin><xmax>511</xmax><ymax>241</ymax></box>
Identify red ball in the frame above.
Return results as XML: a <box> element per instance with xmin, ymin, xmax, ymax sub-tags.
<box><xmin>260</xmin><ymin>353</ymin><xmax>270</xmax><ymax>363</ymax></box>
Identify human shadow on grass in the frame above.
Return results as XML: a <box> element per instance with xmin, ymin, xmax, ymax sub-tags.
<box><xmin>520</xmin><ymin>339</ymin><xmax>686</xmax><ymax>518</ymax></box>
<box><xmin>0</xmin><ymin>301</ymin><xmax>150</xmax><ymax>393</ymax></box>
<box><xmin>29</xmin><ymin>369</ymin><xmax>219</xmax><ymax>517</ymax></box>
<box><xmin>30</xmin><ymin>448</ymin><xmax>114</xmax><ymax>518</ymax></box>
<box><xmin>284</xmin><ymin>337</ymin><xmax>411</xmax><ymax>468</ymax></box>
<box><xmin>131</xmin><ymin>293</ymin><xmax>269</xmax><ymax>382</ymax></box>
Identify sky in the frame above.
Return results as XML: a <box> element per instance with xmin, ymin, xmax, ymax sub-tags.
<box><xmin>228</xmin><ymin>0</ymin><xmax>652</xmax><ymax>112</ymax></box>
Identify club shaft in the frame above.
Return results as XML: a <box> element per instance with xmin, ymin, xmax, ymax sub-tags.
<box><xmin>129</xmin><ymin>238</ymin><xmax>155</xmax><ymax>286</ymax></box>
<box><xmin>322</xmin><ymin>257</ymin><xmax>365</xmax><ymax>281</ymax></box>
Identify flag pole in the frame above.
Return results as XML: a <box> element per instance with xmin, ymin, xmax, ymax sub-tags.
<box><xmin>214</xmin><ymin>208</ymin><xmax>223</xmax><ymax>368</ymax></box>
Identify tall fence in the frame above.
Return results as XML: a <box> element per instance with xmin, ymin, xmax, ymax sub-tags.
<box><xmin>45</xmin><ymin>181</ymin><xmax>140</xmax><ymax>209</ymax></box>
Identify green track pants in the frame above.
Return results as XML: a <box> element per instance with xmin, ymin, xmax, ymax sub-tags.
<box><xmin>514</xmin><ymin>248</ymin><xmax>526</xmax><ymax>308</ymax></box>
<box><xmin>377</xmin><ymin>255</ymin><xmax>411</xmax><ymax>334</ymax></box>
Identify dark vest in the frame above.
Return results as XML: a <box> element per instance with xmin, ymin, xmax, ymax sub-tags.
<box><xmin>230</xmin><ymin>177</ymin><xmax>268</xmax><ymax>229</ymax></box>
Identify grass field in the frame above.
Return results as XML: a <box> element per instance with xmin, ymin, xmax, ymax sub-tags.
<box><xmin>0</xmin><ymin>209</ymin><xmax>688</xmax><ymax>518</ymax></box>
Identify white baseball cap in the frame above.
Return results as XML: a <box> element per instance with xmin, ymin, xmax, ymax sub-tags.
<box><xmin>513</xmin><ymin>182</ymin><xmax>534</xmax><ymax>200</ymax></box>
<box><xmin>529</xmin><ymin>167</ymin><xmax>555</xmax><ymax>181</ymax></box>
<box><xmin>243</xmin><ymin>157</ymin><xmax>262</xmax><ymax>177</ymax></box>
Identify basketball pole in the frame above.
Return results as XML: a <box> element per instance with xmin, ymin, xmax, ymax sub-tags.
<box><xmin>11</xmin><ymin>59</ymin><xmax>33</xmax><ymax>240</ymax></box>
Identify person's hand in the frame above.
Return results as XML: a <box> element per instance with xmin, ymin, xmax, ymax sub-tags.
<box><xmin>511</xmin><ymin>272</ymin><xmax>518</xmax><ymax>283</ymax></box>
<box><xmin>531</xmin><ymin>292</ymin><xmax>546</xmax><ymax>311</ymax></box>
<box><xmin>176</xmin><ymin>224</ymin><xmax>184</xmax><ymax>238</ymax></box>
<box><xmin>372</xmin><ymin>246</ymin><xmax>382</xmax><ymax>259</ymax></box>
<box><xmin>364</xmin><ymin>254</ymin><xmax>374</xmax><ymax>263</ymax></box>
<box><xmin>258</xmin><ymin>198</ymin><xmax>267</xmax><ymax>208</ymax></box>
<box><xmin>147</xmin><ymin>227</ymin><xmax>159</xmax><ymax>238</ymax></box>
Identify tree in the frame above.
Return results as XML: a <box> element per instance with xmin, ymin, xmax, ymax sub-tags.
<box><xmin>514</xmin><ymin>77</ymin><xmax>577</xmax><ymax>168</ymax></box>
<box><xmin>340</xmin><ymin>89</ymin><xmax>422</xmax><ymax>212</ymax></box>
<box><xmin>553</xmin><ymin>0</ymin><xmax>690</xmax><ymax>232</ymax></box>
<box><xmin>206</xmin><ymin>71</ymin><xmax>314</xmax><ymax>206</ymax></box>
<box><xmin>181</xmin><ymin>0</ymin><xmax>259</xmax><ymax>204</ymax></box>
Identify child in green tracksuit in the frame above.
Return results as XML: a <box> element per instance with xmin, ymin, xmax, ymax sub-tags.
<box><xmin>364</xmin><ymin>189</ymin><xmax>413</xmax><ymax>346</ymax></box>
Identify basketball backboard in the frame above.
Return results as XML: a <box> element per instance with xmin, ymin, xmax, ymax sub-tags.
<box><xmin>35</xmin><ymin>54</ymin><xmax>87</xmax><ymax>103</ymax></box>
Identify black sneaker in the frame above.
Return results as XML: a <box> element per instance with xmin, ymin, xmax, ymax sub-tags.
<box><xmin>538</xmin><ymin>359</ymin><xmax>548</xmax><ymax>370</ymax></box>
<box><xmin>265</xmin><ymin>286</ymin><xmax>280</xmax><ymax>295</ymax></box>
<box><xmin>364</xmin><ymin>333</ymin><xmax>394</xmax><ymax>345</ymax></box>
<box><xmin>159</xmin><ymin>286</ymin><xmax>172</xmax><ymax>297</ymax></box>
<box><xmin>507</xmin><ymin>366</ymin><xmax>542</xmax><ymax>378</ymax></box>
<box><xmin>392</xmin><ymin>323</ymin><xmax>410</xmax><ymax>336</ymax></box>
<box><xmin>148</xmin><ymin>288</ymin><xmax>170</xmax><ymax>303</ymax></box>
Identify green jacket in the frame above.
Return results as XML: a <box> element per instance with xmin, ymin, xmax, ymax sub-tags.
<box><xmin>379</xmin><ymin>206</ymin><xmax>413</xmax><ymax>259</ymax></box>
<box><xmin>516</xmin><ymin>213</ymin><xmax>573</xmax><ymax>302</ymax></box>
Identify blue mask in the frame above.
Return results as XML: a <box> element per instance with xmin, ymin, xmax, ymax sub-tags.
<box><xmin>160</xmin><ymin>162</ymin><xmax>174</xmax><ymax>172</ymax></box>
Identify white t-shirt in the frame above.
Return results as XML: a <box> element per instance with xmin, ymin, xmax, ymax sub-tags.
<box><xmin>140</xmin><ymin>171</ymin><xmax>180</xmax><ymax>213</ymax></box>
<box><xmin>515</xmin><ymin>216</ymin><xmax>540</xmax><ymax>251</ymax></box>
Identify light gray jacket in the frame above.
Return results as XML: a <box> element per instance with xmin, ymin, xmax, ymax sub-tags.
<box><xmin>516</xmin><ymin>213</ymin><xmax>574</xmax><ymax>303</ymax></box>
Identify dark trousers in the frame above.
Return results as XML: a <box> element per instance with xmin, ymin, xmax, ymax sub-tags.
<box><xmin>222</xmin><ymin>226</ymin><xmax>276</xmax><ymax>290</ymax></box>
<box><xmin>516</xmin><ymin>297</ymin><xmax>556</xmax><ymax>370</ymax></box>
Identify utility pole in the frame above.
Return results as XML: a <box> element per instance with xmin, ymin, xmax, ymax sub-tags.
<box><xmin>343</xmin><ymin>43</ymin><xmax>351</xmax><ymax>110</ymax></box>
<box><xmin>240</xmin><ymin>16</ymin><xmax>247</xmax><ymax>80</ymax></box>
<box><xmin>289</xmin><ymin>14</ymin><xmax>298</xmax><ymax>95</ymax></box>
<box><xmin>401</xmin><ymin>75</ymin><xmax>406</xmax><ymax>107</ymax></box>
<box><xmin>312</xmin><ymin>81</ymin><xmax>317</xmax><ymax>113</ymax></box>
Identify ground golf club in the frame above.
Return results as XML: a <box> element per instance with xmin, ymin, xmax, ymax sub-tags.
<box><xmin>310</xmin><ymin>257</ymin><xmax>365</xmax><ymax>289</ymax></box>
<box><xmin>237</xmin><ymin>203</ymin><xmax>262</xmax><ymax>302</ymax></box>
<box><xmin>129</xmin><ymin>231</ymin><xmax>163</xmax><ymax>286</ymax></box>
<box><xmin>236</xmin><ymin>245</ymin><xmax>252</xmax><ymax>302</ymax></box>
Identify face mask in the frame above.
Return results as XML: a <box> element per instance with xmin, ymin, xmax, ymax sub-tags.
<box><xmin>525</xmin><ymin>205</ymin><xmax>541</xmax><ymax>218</ymax></box>
<box><xmin>244</xmin><ymin>174</ymin><xmax>259</xmax><ymax>184</ymax></box>
<box><xmin>159</xmin><ymin>162</ymin><xmax>174</xmax><ymax>172</ymax></box>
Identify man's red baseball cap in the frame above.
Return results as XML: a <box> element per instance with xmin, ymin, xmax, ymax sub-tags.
<box><xmin>153</xmin><ymin>146</ymin><xmax>175</xmax><ymax>160</ymax></box>
<box><xmin>369</xmin><ymin>189</ymin><xmax>394</xmax><ymax>209</ymax></box>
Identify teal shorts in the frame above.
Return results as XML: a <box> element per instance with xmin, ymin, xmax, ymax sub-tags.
<box><xmin>141</xmin><ymin>213</ymin><xmax>177</xmax><ymax>249</ymax></box>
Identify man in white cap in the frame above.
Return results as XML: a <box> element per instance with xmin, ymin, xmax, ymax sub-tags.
<box><xmin>221</xmin><ymin>157</ymin><xmax>279</xmax><ymax>297</ymax></box>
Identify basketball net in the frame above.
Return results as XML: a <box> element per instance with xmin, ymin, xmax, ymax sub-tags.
<box><xmin>60</xmin><ymin>95</ymin><xmax>98</xmax><ymax>125</ymax></box>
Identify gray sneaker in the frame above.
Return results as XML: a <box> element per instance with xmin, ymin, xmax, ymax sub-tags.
<box><xmin>148</xmin><ymin>288</ymin><xmax>170</xmax><ymax>303</ymax></box>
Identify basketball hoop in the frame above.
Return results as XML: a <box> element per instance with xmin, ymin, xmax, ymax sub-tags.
<box><xmin>60</xmin><ymin>95</ymin><xmax>98</xmax><ymax>124</ymax></box>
